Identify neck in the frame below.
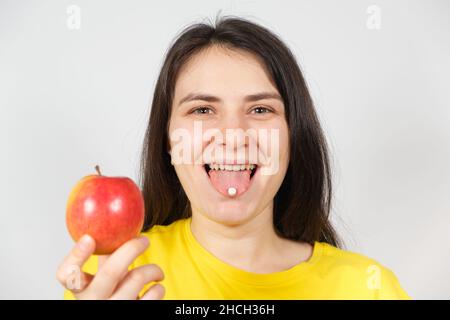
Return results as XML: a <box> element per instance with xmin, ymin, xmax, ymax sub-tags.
<box><xmin>189</xmin><ymin>203</ymin><xmax>291</xmax><ymax>273</ymax></box>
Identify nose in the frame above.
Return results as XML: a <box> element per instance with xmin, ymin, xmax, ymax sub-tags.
<box><xmin>203</xmin><ymin>111</ymin><xmax>258</xmax><ymax>166</ymax></box>
<box><xmin>215</xmin><ymin>112</ymin><xmax>249</xmax><ymax>150</ymax></box>
<box><xmin>217</xmin><ymin>110</ymin><xmax>248</xmax><ymax>131</ymax></box>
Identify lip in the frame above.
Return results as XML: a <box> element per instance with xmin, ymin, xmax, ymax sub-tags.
<box><xmin>201</xmin><ymin>164</ymin><xmax>259</xmax><ymax>198</ymax></box>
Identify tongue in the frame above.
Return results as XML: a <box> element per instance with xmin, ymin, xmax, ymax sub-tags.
<box><xmin>208</xmin><ymin>169</ymin><xmax>251</xmax><ymax>197</ymax></box>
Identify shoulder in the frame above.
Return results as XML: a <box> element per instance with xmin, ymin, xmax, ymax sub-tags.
<box><xmin>314</xmin><ymin>242</ymin><xmax>411</xmax><ymax>299</ymax></box>
<box><xmin>319</xmin><ymin>242</ymin><xmax>379</xmax><ymax>268</ymax></box>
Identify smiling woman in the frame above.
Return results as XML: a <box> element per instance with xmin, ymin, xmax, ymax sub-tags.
<box><xmin>61</xmin><ymin>15</ymin><xmax>410</xmax><ymax>300</ymax></box>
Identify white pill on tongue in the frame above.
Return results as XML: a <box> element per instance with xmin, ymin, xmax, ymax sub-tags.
<box><xmin>227</xmin><ymin>187</ymin><xmax>237</xmax><ymax>196</ymax></box>
<box><xmin>208</xmin><ymin>169</ymin><xmax>252</xmax><ymax>197</ymax></box>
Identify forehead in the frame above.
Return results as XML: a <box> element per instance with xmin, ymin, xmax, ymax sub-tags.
<box><xmin>173</xmin><ymin>45</ymin><xmax>278</xmax><ymax>102</ymax></box>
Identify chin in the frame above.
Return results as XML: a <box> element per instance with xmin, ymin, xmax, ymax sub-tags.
<box><xmin>203</xmin><ymin>201</ymin><xmax>257</xmax><ymax>227</ymax></box>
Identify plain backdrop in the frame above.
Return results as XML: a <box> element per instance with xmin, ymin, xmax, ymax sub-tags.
<box><xmin>1</xmin><ymin>0</ymin><xmax>449</xmax><ymax>299</ymax></box>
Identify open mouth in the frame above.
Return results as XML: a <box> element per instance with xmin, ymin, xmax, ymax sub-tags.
<box><xmin>203</xmin><ymin>163</ymin><xmax>258</xmax><ymax>197</ymax></box>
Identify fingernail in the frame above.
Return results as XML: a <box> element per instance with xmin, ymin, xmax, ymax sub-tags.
<box><xmin>78</xmin><ymin>234</ymin><xmax>93</xmax><ymax>251</ymax></box>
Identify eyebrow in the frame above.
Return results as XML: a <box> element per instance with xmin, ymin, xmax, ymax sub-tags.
<box><xmin>178</xmin><ymin>91</ymin><xmax>283</xmax><ymax>106</ymax></box>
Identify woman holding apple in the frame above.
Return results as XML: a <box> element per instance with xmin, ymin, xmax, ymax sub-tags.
<box><xmin>58</xmin><ymin>16</ymin><xmax>410</xmax><ymax>300</ymax></box>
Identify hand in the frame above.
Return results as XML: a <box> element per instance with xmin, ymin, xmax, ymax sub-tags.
<box><xmin>57</xmin><ymin>235</ymin><xmax>165</xmax><ymax>300</ymax></box>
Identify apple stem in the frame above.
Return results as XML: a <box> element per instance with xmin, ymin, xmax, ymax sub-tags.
<box><xmin>95</xmin><ymin>165</ymin><xmax>102</xmax><ymax>176</ymax></box>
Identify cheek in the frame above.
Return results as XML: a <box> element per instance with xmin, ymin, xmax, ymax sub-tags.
<box><xmin>169</xmin><ymin>118</ymin><xmax>204</xmax><ymax>165</ymax></box>
<box><xmin>253</xmin><ymin>120</ymin><xmax>289</xmax><ymax>168</ymax></box>
<box><xmin>170</xmin><ymin>119</ymin><xmax>225</xmax><ymax>165</ymax></box>
<box><xmin>279</xmin><ymin>124</ymin><xmax>290</xmax><ymax>162</ymax></box>
<box><xmin>270</xmin><ymin>119</ymin><xmax>289</xmax><ymax>157</ymax></box>
<box><xmin>172</xmin><ymin>165</ymin><xmax>197</xmax><ymax>203</ymax></box>
<box><xmin>266</xmin><ymin>123</ymin><xmax>289</xmax><ymax>192</ymax></box>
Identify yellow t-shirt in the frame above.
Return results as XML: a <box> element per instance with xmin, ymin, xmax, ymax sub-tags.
<box><xmin>64</xmin><ymin>217</ymin><xmax>410</xmax><ymax>300</ymax></box>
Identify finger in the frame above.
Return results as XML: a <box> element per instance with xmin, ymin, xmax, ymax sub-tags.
<box><xmin>85</xmin><ymin>236</ymin><xmax>149</xmax><ymax>299</ymax></box>
<box><xmin>139</xmin><ymin>283</ymin><xmax>165</xmax><ymax>300</ymax></box>
<box><xmin>98</xmin><ymin>255</ymin><xmax>110</xmax><ymax>269</ymax></box>
<box><xmin>57</xmin><ymin>234</ymin><xmax>96</xmax><ymax>290</ymax></box>
<box><xmin>66</xmin><ymin>272</ymin><xmax>94</xmax><ymax>294</ymax></box>
<box><xmin>98</xmin><ymin>254</ymin><xmax>129</xmax><ymax>283</ymax></box>
<box><xmin>109</xmin><ymin>264</ymin><xmax>164</xmax><ymax>300</ymax></box>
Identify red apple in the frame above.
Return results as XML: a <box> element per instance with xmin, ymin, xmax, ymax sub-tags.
<box><xmin>66</xmin><ymin>165</ymin><xmax>145</xmax><ymax>255</ymax></box>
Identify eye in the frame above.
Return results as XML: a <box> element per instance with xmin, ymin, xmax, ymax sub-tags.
<box><xmin>190</xmin><ymin>106</ymin><xmax>214</xmax><ymax>115</ymax></box>
<box><xmin>250</xmin><ymin>106</ymin><xmax>273</xmax><ymax>114</ymax></box>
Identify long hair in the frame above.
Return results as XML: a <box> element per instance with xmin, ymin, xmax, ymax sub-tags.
<box><xmin>139</xmin><ymin>15</ymin><xmax>342</xmax><ymax>248</ymax></box>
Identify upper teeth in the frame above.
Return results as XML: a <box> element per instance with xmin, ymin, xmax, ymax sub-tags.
<box><xmin>208</xmin><ymin>164</ymin><xmax>256</xmax><ymax>171</ymax></box>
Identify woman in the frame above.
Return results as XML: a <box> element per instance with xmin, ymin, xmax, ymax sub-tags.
<box><xmin>58</xmin><ymin>16</ymin><xmax>410</xmax><ymax>300</ymax></box>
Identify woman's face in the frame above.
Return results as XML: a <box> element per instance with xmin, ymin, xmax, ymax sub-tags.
<box><xmin>168</xmin><ymin>45</ymin><xmax>289</xmax><ymax>226</ymax></box>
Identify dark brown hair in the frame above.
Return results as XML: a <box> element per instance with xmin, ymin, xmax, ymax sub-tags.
<box><xmin>139</xmin><ymin>15</ymin><xmax>342</xmax><ymax>248</ymax></box>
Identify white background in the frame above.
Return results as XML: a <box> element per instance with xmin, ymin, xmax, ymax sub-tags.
<box><xmin>1</xmin><ymin>0</ymin><xmax>449</xmax><ymax>299</ymax></box>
